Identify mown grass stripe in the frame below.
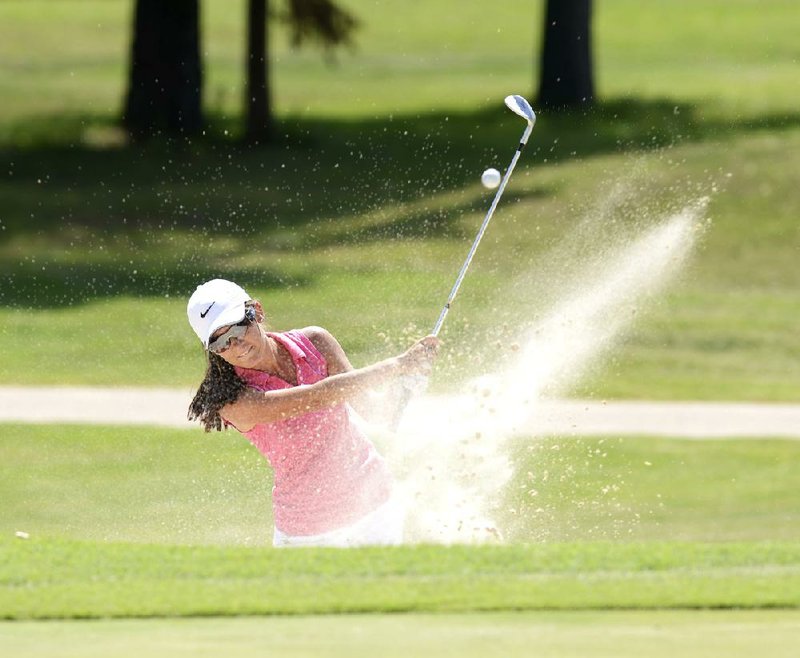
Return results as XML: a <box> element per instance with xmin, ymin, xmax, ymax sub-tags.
<box><xmin>2</xmin><ymin>539</ymin><xmax>799</xmax><ymax>619</ymax></box>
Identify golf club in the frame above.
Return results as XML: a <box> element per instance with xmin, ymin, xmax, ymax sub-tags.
<box><xmin>392</xmin><ymin>95</ymin><xmax>537</xmax><ymax>428</ymax></box>
<box><xmin>431</xmin><ymin>95</ymin><xmax>536</xmax><ymax>337</ymax></box>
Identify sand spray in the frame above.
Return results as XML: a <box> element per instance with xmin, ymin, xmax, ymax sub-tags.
<box><xmin>377</xmin><ymin>197</ymin><xmax>709</xmax><ymax>543</ymax></box>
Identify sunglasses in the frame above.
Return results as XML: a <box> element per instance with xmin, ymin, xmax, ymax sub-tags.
<box><xmin>207</xmin><ymin>306</ymin><xmax>256</xmax><ymax>354</ymax></box>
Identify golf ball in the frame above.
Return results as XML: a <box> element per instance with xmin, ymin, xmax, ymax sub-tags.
<box><xmin>481</xmin><ymin>168</ymin><xmax>501</xmax><ymax>189</ymax></box>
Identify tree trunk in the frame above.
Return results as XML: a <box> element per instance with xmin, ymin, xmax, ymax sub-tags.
<box><xmin>536</xmin><ymin>0</ymin><xmax>595</xmax><ymax>109</ymax></box>
<box><xmin>245</xmin><ymin>0</ymin><xmax>275</xmax><ymax>142</ymax></box>
<box><xmin>123</xmin><ymin>0</ymin><xmax>203</xmax><ymax>138</ymax></box>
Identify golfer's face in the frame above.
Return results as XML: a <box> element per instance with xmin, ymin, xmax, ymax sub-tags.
<box><xmin>211</xmin><ymin>321</ymin><xmax>261</xmax><ymax>367</ymax></box>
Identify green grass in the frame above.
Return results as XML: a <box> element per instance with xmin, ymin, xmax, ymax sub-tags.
<box><xmin>3</xmin><ymin>421</ymin><xmax>797</xmax><ymax>618</ymax></box>
<box><xmin>2</xmin><ymin>539</ymin><xmax>799</xmax><ymax>619</ymax></box>
<box><xmin>2</xmin><ymin>424</ymin><xmax>798</xmax><ymax>619</ymax></box>
<box><xmin>0</xmin><ymin>1</ymin><xmax>799</xmax><ymax>399</ymax></box>
<box><xmin>1</xmin><ymin>1</ymin><xmax>798</xmax><ymax>644</ymax></box>
<box><xmin>1</xmin><ymin>1</ymin><xmax>798</xmax><ymax>123</ymax></box>
<box><xmin>506</xmin><ymin>434</ymin><xmax>800</xmax><ymax>543</ymax></box>
<box><xmin>0</xmin><ymin>127</ymin><xmax>798</xmax><ymax>399</ymax></box>
<box><xmin>3</xmin><ymin>424</ymin><xmax>800</xmax><ymax>545</ymax></box>
<box><xmin>3</xmin><ymin>611</ymin><xmax>800</xmax><ymax>658</ymax></box>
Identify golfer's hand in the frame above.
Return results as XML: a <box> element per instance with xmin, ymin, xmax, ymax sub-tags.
<box><xmin>398</xmin><ymin>335</ymin><xmax>439</xmax><ymax>377</ymax></box>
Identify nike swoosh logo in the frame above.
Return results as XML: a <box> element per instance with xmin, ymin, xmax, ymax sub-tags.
<box><xmin>200</xmin><ymin>302</ymin><xmax>215</xmax><ymax>318</ymax></box>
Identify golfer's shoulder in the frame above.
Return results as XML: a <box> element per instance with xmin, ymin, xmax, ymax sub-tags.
<box><xmin>298</xmin><ymin>326</ymin><xmax>340</xmax><ymax>353</ymax></box>
<box><xmin>299</xmin><ymin>325</ymin><xmax>334</xmax><ymax>343</ymax></box>
<box><xmin>298</xmin><ymin>326</ymin><xmax>351</xmax><ymax>373</ymax></box>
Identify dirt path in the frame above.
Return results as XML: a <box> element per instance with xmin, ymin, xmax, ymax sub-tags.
<box><xmin>2</xmin><ymin>386</ymin><xmax>799</xmax><ymax>438</ymax></box>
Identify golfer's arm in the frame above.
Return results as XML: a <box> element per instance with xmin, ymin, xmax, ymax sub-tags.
<box><xmin>303</xmin><ymin>326</ymin><xmax>383</xmax><ymax>419</ymax></box>
<box><xmin>221</xmin><ymin>357</ymin><xmax>401</xmax><ymax>431</ymax></box>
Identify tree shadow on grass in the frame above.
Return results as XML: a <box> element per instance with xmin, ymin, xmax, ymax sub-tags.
<box><xmin>304</xmin><ymin>188</ymin><xmax>548</xmax><ymax>249</ymax></box>
<box><xmin>1</xmin><ymin>97</ymin><xmax>799</xmax><ymax>308</ymax></box>
<box><xmin>0</xmin><ymin>261</ymin><xmax>308</xmax><ymax>309</ymax></box>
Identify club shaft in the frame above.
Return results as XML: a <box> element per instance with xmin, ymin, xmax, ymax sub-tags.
<box><xmin>432</xmin><ymin>121</ymin><xmax>534</xmax><ymax>336</ymax></box>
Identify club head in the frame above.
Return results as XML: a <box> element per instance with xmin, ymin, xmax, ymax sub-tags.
<box><xmin>504</xmin><ymin>95</ymin><xmax>536</xmax><ymax>125</ymax></box>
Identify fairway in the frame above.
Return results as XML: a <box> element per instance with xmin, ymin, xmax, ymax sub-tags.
<box><xmin>3</xmin><ymin>424</ymin><xmax>799</xmax><ymax>619</ymax></box>
<box><xmin>1</xmin><ymin>0</ymin><xmax>798</xmax><ymax>650</ymax></box>
<box><xmin>3</xmin><ymin>611</ymin><xmax>800</xmax><ymax>658</ymax></box>
<box><xmin>3</xmin><ymin>424</ymin><xmax>800</xmax><ymax>545</ymax></box>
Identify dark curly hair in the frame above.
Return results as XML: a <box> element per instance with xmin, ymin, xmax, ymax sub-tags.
<box><xmin>188</xmin><ymin>351</ymin><xmax>247</xmax><ymax>432</ymax></box>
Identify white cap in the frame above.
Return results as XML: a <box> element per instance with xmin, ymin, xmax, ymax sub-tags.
<box><xmin>187</xmin><ymin>279</ymin><xmax>251</xmax><ymax>347</ymax></box>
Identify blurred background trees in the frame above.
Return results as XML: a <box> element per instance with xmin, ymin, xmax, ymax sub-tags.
<box><xmin>536</xmin><ymin>0</ymin><xmax>595</xmax><ymax>109</ymax></box>
<box><xmin>245</xmin><ymin>0</ymin><xmax>357</xmax><ymax>142</ymax></box>
<box><xmin>122</xmin><ymin>0</ymin><xmax>596</xmax><ymax>139</ymax></box>
<box><xmin>123</xmin><ymin>0</ymin><xmax>203</xmax><ymax>138</ymax></box>
<box><xmin>124</xmin><ymin>0</ymin><xmax>357</xmax><ymax>141</ymax></box>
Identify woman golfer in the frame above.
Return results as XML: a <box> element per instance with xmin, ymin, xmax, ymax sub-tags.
<box><xmin>187</xmin><ymin>278</ymin><xmax>438</xmax><ymax>548</ymax></box>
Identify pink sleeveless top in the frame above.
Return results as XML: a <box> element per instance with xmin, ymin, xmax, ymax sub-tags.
<box><xmin>229</xmin><ymin>330</ymin><xmax>392</xmax><ymax>536</ymax></box>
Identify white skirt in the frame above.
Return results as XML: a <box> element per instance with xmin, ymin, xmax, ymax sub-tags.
<box><xmin>272</xmin><ymin>497</ymin><xmax>405</xmax><ymax>548</ymax></box>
